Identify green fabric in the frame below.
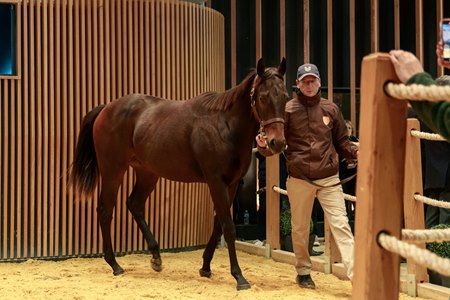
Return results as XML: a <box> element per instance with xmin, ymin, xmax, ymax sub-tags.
<box><xmin>407</xmin><ymin>72</ymin><xmax>450</xmax><ymax>142</ymax></box>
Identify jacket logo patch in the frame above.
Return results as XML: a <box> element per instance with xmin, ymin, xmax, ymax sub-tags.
<box><xmin>323</xmin><ymin>116</ymin><xmax>330</xmax><ymax>125</ymax></box>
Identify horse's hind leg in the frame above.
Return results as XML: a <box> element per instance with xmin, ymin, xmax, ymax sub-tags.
<box><xmin>126</xmin><ymin>171</ymin><xmax>162</xmax><ymax>271</ymax></box>
<box><xmin>98</xmin><ymin>175</ymin><xmax>126</xmax><ymax>275</ymax></box>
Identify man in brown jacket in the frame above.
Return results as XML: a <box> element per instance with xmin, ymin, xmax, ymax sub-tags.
<box><xmin>284</xmin><ymin>64</ymin><xmax>358</xmax><ymax>289</ymax></box>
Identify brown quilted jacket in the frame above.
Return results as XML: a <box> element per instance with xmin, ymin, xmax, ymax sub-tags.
<box><xmin>284</xmin><ymin>92</ymin><xmax>358</xmax><ymax>180</ymax></box>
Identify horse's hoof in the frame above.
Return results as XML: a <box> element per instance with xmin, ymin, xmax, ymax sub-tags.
<box><xmin>199</xmin><ymin>268</ymin><xmax>212</xmax><ymax>278</ymax></box>
<box><xmin>151</xmin><ymin>258</ymin><xmax>163</xmax><ymax>272</ymax></box>
<box><xmin>113</xmin><ymin>267</ymin><xmax>125</xmax><ymax>276</ymax></box>
<box><xmin>236</xmin><ymin>282</ymin><xmax>251</xmax><ymax>291</ymax></box>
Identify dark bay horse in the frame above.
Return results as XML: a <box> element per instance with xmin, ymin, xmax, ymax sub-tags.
<box><xmin>69</xmin><ymin>58</ymin><xmax>288</xmax><ymax>290</ymax></box>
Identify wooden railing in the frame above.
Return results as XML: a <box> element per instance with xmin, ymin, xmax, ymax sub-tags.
<box><xmin>255</xmin><ymin>53</ymin><xmax>450</xmax><ymax>299</ymax></box>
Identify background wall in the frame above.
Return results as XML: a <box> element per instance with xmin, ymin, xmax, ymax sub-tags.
<box><xmin>0</xmin><ymin>0</ymin><xmax>223</xmax><ymax>261</ymax></box>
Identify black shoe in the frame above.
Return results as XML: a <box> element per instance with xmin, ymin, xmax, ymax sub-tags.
<box><xmin>309</xmin><ymin>249</ymin><xmax>324</xmax><ymax>256</ymax></box>
<box><xmin>296</xmin><ymin>274</ymin><xmax>316</xmax><ymax>289</ymax></box>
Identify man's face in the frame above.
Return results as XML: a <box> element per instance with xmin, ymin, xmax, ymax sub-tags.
<box><xmin>296</xmin><ymin>75</ymin><xmax>321</xmax><ymax>97</ymax></box>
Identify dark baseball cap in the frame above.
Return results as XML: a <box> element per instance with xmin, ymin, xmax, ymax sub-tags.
<box><xmin>296</xmin><ymin>64</ymin><xmax>320</xmax><ymax>81</ymax></box>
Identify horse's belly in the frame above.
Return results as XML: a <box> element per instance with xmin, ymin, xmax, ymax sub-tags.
<box><xmin>132</xmin><ymin>151</ymin><xmax>205</xmax><ymax>183</ymax></box>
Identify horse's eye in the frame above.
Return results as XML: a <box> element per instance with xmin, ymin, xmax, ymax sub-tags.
<box><xmin>259</xmin><ymin>95</ymin><xmax>270</xmax><ymax>104</ymax></box>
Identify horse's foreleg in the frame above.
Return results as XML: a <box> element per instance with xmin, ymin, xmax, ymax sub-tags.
<box><xmin>208</xmin><ymin>181</ymin><xmax>250</xmax><ymax>291</ymax></box>
<box><xmin>126</xmin><ymin>174</ymin><xmax>161</xmax><ymax>272</ymax></box>
<box><xmin>221</xmin><ymin>216</ymin><xmax>250</xmax><ymax>290</ymax></box>
<box><xmin>199</xmin><ymin>216</ymin><xmax>222</xmax><ymax>277</ymax></box>
<box><xmin>98</xmin><ymin>182</ymin><xmax>123</xmax><ymax>275</ymax></box>
<box><xmin>200</xmin><ymin>182</ymin><xmax>238</xmax><ymax>278</ymax></box>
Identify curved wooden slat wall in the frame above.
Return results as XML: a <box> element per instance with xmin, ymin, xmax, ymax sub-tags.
<box><xmin>0</xmin><ymin>0</ymin><xmax>223</xmax><ymax>261</ymax></box>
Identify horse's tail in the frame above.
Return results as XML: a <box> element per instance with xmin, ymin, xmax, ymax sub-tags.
<box><xmin>69</xmin><ymin>104</ymin><xmax>106</xmax><ymax>196</ymax></box>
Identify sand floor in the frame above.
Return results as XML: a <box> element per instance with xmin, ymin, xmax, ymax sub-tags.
<box><xmin>0</xmin><ymin>248</ymin><xmax>424</xmax><ymax>300</ymax></box>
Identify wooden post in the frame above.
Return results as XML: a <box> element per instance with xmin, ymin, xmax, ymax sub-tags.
<box><xmin>352</xmin><ymin>53</ymin><xmax>407</xmax><ymax>299</ymax></box>
<box><xmin>403</xmin><ymin>118</ymin><xmax>428</xmax><ymax>296</ymax></box>
<box><xmin>266</xmin><ymin>155</ymin><xmax>281</xmax><ymax>250</ymax></box>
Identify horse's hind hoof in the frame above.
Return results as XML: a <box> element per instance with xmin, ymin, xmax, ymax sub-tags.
<box><xmin>199</xmin><ymin>268</ymin><xmax>212</xmax><ymax>278</ymax></box>
<box><xmin>151</xmin><ymin>258</ymin><xmax>163</xmax><ymax>272</ymax></box>
<box><xmin>113</xmin><ymin>267</ymin><xmax>125</xmax><ymax>276</ymax></box>
<box><xmin>237</xmin><ymin>282</ymin><xmax>251</xmax><ymax>291</ymax></box>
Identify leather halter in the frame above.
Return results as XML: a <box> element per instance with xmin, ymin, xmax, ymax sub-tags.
<box><xmin>250</xmin><ymin>74</ymin><xmax>285</xmax><ymax>130</ymax></box>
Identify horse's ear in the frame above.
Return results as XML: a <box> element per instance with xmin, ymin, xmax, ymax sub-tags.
<box><xmin>278</xmin><ymin>57</ymin><xmax>286</xmax><ymax>76</ymax></box>
<box><xmin>257</xmin><ymin>58</ymin><xmax>265</xmax><ymax>77</ymax></box>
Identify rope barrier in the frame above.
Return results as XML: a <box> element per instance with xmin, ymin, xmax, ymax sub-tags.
<box><xmin>343</xmin><ymin>194</ymin><xmax>357</xmax><ymax>202</ymax></box>
<box><xmin>402</xmin><ymin>228</ymin><xmax>450</xmax><ymax>243</ymax></box>
<box><xmin>385</xmin><ymin>82</ymin><xmax>450</xmax><ymax>101</ymax></box>
<box><xmin>272</xmin><ymin>186</ymin><xmax>288</xmax><ymax>196</ymax></box>
<box><xmin>414</xmin><ymin>194</ymin><xmax>450</xmax><ymax>209</ymax></box>
<box><xmin>272</xmin><ymin>185</ymin><xmax>356</xmax><ymax>202</ymax></box>
<box><xmin>378</xmin><ymin>232</ymin><xmax>450</xmax><ymax>277</ymax></box>
<box><xmin>410</xmin><ymin>130</ymin><xmax>446</xmax><ymax>141</ymax></box>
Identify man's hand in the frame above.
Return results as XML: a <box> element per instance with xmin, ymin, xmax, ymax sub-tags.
<box><xmin>255</xmin><ymin>134</ymin><xmax>274</xmax><ymax>157</ymax></box>
<box><xmin>389</xmin><ymin>50</ymin><xmax>424</xmax><ymax>83</ymax></box>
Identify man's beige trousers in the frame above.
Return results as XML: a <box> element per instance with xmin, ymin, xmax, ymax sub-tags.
<box><xmin>286</xmin><ymin>173</ymin><xmax>354</xmax><ymax>280</ymax></box>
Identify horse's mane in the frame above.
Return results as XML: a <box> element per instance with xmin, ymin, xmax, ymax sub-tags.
<box><xmin>193</xmin><ymin>67</ymin><xmax>281</xmax><ymax>111</ymax></box>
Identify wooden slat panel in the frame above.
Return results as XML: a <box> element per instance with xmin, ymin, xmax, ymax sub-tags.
<box><xmin>437</xmin><ymin>0</ymin><xmax>444</xmax><ymax>77</ymax></box>
<box><xmin>42</xmin><ymin>0</ymin><xmax>49</xmax><ymax>257</ymax></box>
<box><xmin>327</xmin><ymin>0</ymin><xmax>333</xmax><ymax>102</ymax></box>
<box><xmin>67</xmin><ymin>0</ymin><xmax>75</xmax><ymax>256</ymax></box>
<box><xmin>36</xmin><ymin>0</ymin><xmax>43</xmax><ymax>258</ymax></box>
<box><xmin>48</xmin><ymin>0</ymin><xmax>55</xmax><ymax>257</ymax></box>
<box><xmin>303</xmin><ymin>0</ymin><xmax>309</xmax><ymax>62</ymax></box>
<box><xmin>54</xmin><ymin>0</ymin><xmax>62</xmax><ymax>257</ymax></box>
<box><xmin>80</xmin><ymin>0</ymin><xmax>88</xmax><ymax>256</ymax></box>
<box><xmin>394</xmin><ymin>0</ymin><xmax>400</xmax><ymax>49</ymax></box>
<box><xmin>415</xmin><ymin>0</ymin><xmax>423</xmax><ymax>62</ymax></box>
<box><xmin>15</xmin><ymin>2</ymin><xmax>23</xmax><ymax>258</ymax></box>
<box><xmin>370</xmin><ymin>0</ymin><xmax>379</xmax><ymax>52</ymax></box>
<box><xmin>29</xmin><ymin>0</ymin><xmax>36</xmax><ymax>258</ymax></box>
<box><xmin>74</xmin><ymin>0</ymin><xmax>81</xmax><ymax>256</ymax></box>
<box><xmin>2</xmin><ymin>80</ymin><xmax>7</xmax><ymax>259</ymax></box>
<box><xmin>2</xmin><ymin>0</ymin><xmax>219</xmax><ymax>261</ymax></box>
<box><xmin>350</xmin><ymin>0</ymin><xmax>356</xmax><ymax>129</ymax></box>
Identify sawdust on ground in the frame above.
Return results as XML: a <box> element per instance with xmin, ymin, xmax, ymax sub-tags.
<box><xmin>0</xmin><ymin>248</ymin><xmax>424</xmax><ymax>300</ymax></box>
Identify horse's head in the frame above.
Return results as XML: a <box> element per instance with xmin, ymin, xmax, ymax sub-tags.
<box><xmin>251</xmin><ymin>58</ymin><xmax>289</xmax><ymax>154</ymax></box>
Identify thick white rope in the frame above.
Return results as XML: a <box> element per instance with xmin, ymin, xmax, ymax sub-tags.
<box><xmin>410</xmin><ymin>130</ymin><xmax>446</xmax><ymax>141</ymax></box>
<box><xmin>378</xmin><ymin>233</ymin><xmax>450</xmax><ymax>277</ymax></box>
<box><xmin>272</xmin><ymin>186</ymin><xmax>356</xmax><ymax>202</ymax></box>
<box><xmin>414</xmin><ymin>194</ymin><xmax>450</xmax><ymax>209</ymax></box>
<box><xmin>402</xmin><ymin>228</ymin><xmax>450</xmax><ymax>243</ymax></box>
<box><xmin>385</xmin><ymin>82</ymin><xmax>450</xmax><ymax>101</ymax></box>
<box><xmin>273</xmin><ymin>186</ymin><xmax>288</xmax><ymax>196</ymax></box>
<box><xmin>343</xmin><ymin>194</ymin><xmax>357</xmax><ymax>202</ymax></box>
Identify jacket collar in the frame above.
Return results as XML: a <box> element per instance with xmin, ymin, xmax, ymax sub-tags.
<box><xmin>296</xmin><ymin>91</ymin><xmax>321</xmax><ymax>107</ymax></box>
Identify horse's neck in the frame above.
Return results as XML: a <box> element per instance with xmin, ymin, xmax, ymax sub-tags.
<box><xmin>226</xmin><ymin>88</ymin><xmax>260</xmax><ymax>147</ymax></box>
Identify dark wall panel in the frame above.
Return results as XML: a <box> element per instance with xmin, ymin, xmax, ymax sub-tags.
<box><xmin>262</xmin><ymin>0</ymin><xmax>280</xmax><ymax>67</ymax></box>
<box><xmin>236</xmin><ymin>0</ymin><xmax>256</xmax><ymax>83</ymax></box>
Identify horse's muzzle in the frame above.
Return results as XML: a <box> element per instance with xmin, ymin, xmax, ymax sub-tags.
<box><xmin>268</xmin><ymin>138</ymin><xmax>286</xmax><ymax>154</ymax></box>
